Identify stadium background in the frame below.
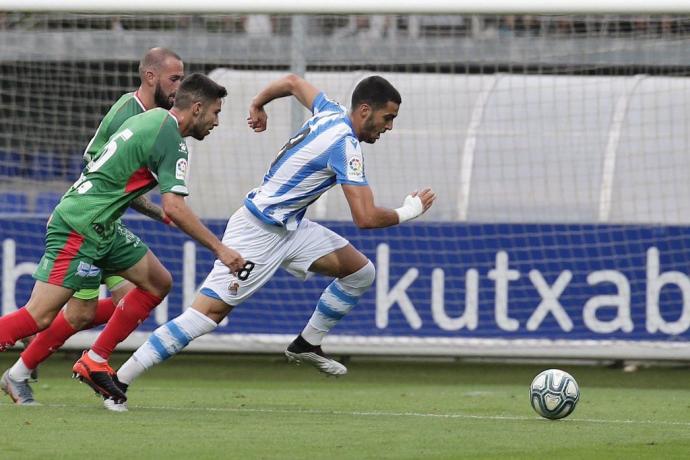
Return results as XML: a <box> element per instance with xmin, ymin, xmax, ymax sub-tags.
<box><xmin>2</xmin><ymin>11</ymin><xmax>690</xmax><ymax>359</ymax></box>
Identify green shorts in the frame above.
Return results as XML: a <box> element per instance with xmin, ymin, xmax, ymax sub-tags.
<box><xmin>72</xmin><ymin>275</ymin><xmax>128</xmax><ymax>300</ymax></box>
<box><xmin>33</xmin><ymin>213</ymin><xmax>148</xmax><ymax>291</ymax></box>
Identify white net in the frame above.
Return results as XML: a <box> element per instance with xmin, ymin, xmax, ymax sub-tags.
<box><xmin>2</xmin><ymin>13</ymin><xmax>690</xmax><ymax>358</ymax></box>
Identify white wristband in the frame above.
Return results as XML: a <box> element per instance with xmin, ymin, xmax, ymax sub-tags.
<box><xmin>394</xmin><ymin>195</ymin><xmax>424</xmax><ymax>224</ymax></box>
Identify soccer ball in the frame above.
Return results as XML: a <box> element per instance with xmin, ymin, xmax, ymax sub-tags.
<box><xmin>529</xmin><ymin>369</ymin><xmax>580</xmax><ymax>420</ymax></box>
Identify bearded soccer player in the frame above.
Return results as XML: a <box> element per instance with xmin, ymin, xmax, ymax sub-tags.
<box><xmin>105</xmin><ymin>74</ymin><xmax>436</xmax><ymax>412</ymax></box>
<box><xmin>0</xmin><ymin>73</ymin><xmax>245</xmax><ymax>405</ymax></box>
<box><xmin>0</xmin><ymin>47</ymin><xmax>184</xmax><ymax>406</ymax></box>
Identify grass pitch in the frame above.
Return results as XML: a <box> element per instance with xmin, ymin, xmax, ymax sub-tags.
<box><xmin>1</xmin><ymin>352</ymin><xmax>690</xmax><ymax>459</ymax></box>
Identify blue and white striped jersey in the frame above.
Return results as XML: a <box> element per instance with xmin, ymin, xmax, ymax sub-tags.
<box><xmin>245</xmin><ymin>92</ymin><xmax>368</xmax><ymax>230</ymax></box>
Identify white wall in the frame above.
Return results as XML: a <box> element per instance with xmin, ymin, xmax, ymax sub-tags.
<box><xmin>187</xmin><ymin>70</ymin><xmax>690</xmax><ymax>225</ymax></box>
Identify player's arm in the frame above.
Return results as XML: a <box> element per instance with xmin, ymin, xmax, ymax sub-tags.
<box><xmin>342</xmin><ymin>184</ymin><xmax>436</xmax><ymax>229</ymax></box>
<box><xmin>247</xmin><ymin>74</ymin><xmax>320</xmax><ymax>132</ymax></box>
<box><xmin>129</xmin><ymin>195</ymin><xmax>173</xmax><ymax>226</ymax></box>
<box><xmin>153</xmin><ymin>126</ymin><xmax>244</xmax><ymax>273</ymax></box>
<box><xmin>161</xmin><ymin>193</ymin><xmax>244</xmax><ymax>272</ymax></box>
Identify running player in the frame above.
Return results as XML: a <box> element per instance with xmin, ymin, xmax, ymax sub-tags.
<box><xmin>108</xmin><ymin>74</ymin><xmax>435</xmax><ymax>411</ymax></box>
<box><xmin>0</xmin><ymin>47</ymin><xmax>184</xmax><ymax>406</ymax></box>
<box><xmin>0</xmin><ymin>73</ymin><xmax>245</xmax><ymax>405</ymax></box>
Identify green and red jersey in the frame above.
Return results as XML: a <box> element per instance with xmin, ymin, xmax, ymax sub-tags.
<box><xmin>82</xmin><ymin>92</ymin><xmax>147</xmax><ymax>164</ymax></box>
<box><xmin>56</xmin><ymin>108</ymin><xmax>189</xmax><ymax>241</ymax></box>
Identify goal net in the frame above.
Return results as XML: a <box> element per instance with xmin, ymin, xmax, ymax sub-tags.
<box><xmin>2</xmin><ymin>11</ymin><xmax>690</xmax><ymax>358</ymax></box>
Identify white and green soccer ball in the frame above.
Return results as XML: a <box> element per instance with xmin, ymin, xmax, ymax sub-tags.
<box><xmin>529</xmin><ymin>369</ymin><xmax>580</xmax><ymax>420</ymax></box>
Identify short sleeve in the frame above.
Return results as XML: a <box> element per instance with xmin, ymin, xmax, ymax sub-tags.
<box><xmin>150</xmin><ymin>122</ymin><xmax>189</xmax><ymax>196</ymax></box>
<box><xmin>329</xmin><ymin>136</ymin><xmax>368</xmax><ymax>186</ymax></box>
<box><xmin>312</xmin><ymin>92</ymin><xmax>346</xmax><ymax>116</ymax></box>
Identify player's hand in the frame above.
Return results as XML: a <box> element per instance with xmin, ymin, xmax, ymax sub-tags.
<box><xmin>411</xmin><ymin>188</ymin><xmax>436</xmax><ymax>214</ymax></box>
<box><xmin>162</xmin><ymin>214</ymin><xmax>177</xmax><ymax>228</ymax></box>
<box><xmin>394</xmin><ymin>188</ymin><xmax>436</xmax><ymax>224</ymax></box>
<box><xmin>247</xmin><ymin>103</ymin><xmax>268</xmax><ymax>132</ymax></box>
<box><xmin>216</xmin><ymin>245</ymin><xmax>246</xmax><ymax>274</ymax></box>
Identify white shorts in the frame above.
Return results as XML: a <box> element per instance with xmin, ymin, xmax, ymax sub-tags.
<box><xmin>200</xmin><ymin>206</ymin><xmax>349</xmax><ymax>305</ymax></box>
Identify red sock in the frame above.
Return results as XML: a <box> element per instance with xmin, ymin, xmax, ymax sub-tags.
<box><xmin>91</xmin><ymin>298</ymin><xmax>117</xmax><ymax>327</ymax></box>
<box><xmin>20</xmin><ymin>310</ymin><xmax>76</xmax><ymax>369</ymax></box>
<box><xmin>90</xmin><ymin>288</ymin><xmax>162</xmax><ymax>360</ymax></box>
<box><xmin>0</xmin><ymin>308</ymin><xmax>39</xmax><ymax>350</ymax></box>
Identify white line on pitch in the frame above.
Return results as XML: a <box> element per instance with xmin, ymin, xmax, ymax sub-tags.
<box><xmin>5</xmin><ymin>402</ymin><xmax>690</xmax><ymax>427</ymax></box>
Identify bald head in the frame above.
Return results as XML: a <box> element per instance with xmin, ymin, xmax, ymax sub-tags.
<box><xmin>138</xmin><ymin>47</ymin><xmax>183</xmax><ymax>79</ymax></box>
<box><xmin>137</xmin><ymin>47</ymin><xmax>184</xmax><ymax>110</ymax></box>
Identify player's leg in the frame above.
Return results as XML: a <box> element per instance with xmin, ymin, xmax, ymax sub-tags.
<box><xmin>107</xmin><ymin>207</ymin><xmax>285</xmax><ymax>411</ymax></box>
<box><xmin>299</xmin><ymin>244</ymin><xmax>374</xmax><ymax>344</ymax></box>
<box><xmin>0</xmin><ymin>213</ymin><xmax>96</xmax><ymax>350</ymax></box>
<box><xmin>72</xmin><ymin>251</ymin><xmax>170</xmax><ymax>400</ymax></box>
<box><xmin>0</xmin><ymin>282</ymin><xmax>73</xmax><ymax>351</ymax></box>
<box><xmin>59</xmin><ymin>278</ymin><xmax>130</xmax><ymax>409</ymax></box>
<box><xmin>6</xmin><ymin>277</ymin><xmax>130</xmax><ymax>400</ymax></box>
<box><xmin>104</xmin><ymin>294</ymin><xmax>228</xmax><ymax>412</ymax></box>
<box><xmin>3</xmin><ymin>293</ymin><xmax>99</xmax><ymax>405</ymax></box>
<box><xmin>285</xmin><ymin>245</ymin><xmax>374</xmax><ymax>375</ymax></box>
<box><xmin>283</xmin><ymin>221</ymin><xmax>375</xmax><ymax>375</ymax></box>
<box><xmin>72</xmin><ymin>225</ymin><xmax>168</xmax><ymax>402</ymax></box>
<box><xmin>88</xmin><ymin>251</ymin><xmax>171</xmax><ymax>360</ymax></box>
<box><xmin>0</xmin><ymin>214</ymin><xmax>105</xmax><ymax>404</ymax></box>
<box><xmin>108</xmin><ymin>293</ymin><xmax>231</xmax><ymax>411</ymax></box>
<box><xmin>0</xmin><ymin>281</ymin><xmax>76</xmax><ymax>405</ymax></box>
<box><xmin>0</xmin><ymin>210</ymin><xmax>100</xmax><ymax>351</ymax></box>
<box><xmin>61</xmin><ymin>277</ymin><xmax>132</xmax><ymax>335</ymax></box>
<box><xmin>94</xmin><ymin>276</ymin><xmax>133</xmax><ymax>324</ymax></box>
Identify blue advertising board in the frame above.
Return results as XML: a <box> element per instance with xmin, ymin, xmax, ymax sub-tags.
<box><xmin>2</xmin><ymin>217</ymin><xmax>690</xmax><ymax>344</ymax></box>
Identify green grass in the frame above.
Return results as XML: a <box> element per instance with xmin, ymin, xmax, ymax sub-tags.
<box><xmin>1</xmin><ymin>352</ymin><xmax>690</xmax><ymax>459</ymax></box>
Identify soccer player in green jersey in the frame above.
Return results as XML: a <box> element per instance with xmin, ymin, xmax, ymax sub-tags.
<box><xmin>0</xmin><ymin>73</ymin><xmax>245</xmax><ymax>404</ymax></box>
<box><xmin>0</xmin><ymin>47</ymin><xmax>184</xmax><ymax>405</ymax></box>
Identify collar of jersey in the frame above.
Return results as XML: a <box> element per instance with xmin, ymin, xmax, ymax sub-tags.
<box><xmin>167</xmin><ymin>109</ymin><xmax>180</xmax><ymax>126</ymax></box>
<box><xmin>343</xmin><ymin>113</ymin><xmax>356</xmax><ymax>136</ymax></box>
<box><xmin>133</xmin><ymin>90</ymin><xmax>148</xmax><ymax>111</ymax></box>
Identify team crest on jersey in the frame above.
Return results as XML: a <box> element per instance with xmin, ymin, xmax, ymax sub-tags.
<box><xmin>176</xmin><ymin>158</ymin><xmax>188</xmax><ymax>180</ymax></box>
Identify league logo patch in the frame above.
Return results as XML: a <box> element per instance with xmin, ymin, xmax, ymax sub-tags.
<box><xmin>347</xmin><ymin>157</ymin><xmax>363</xmax><ymax>180</ymax></box>
<box><xmin>76</xmin><ymin>261</ymin><xmax>101</xmax><ymax>278</ymax></box>
<box><xmin>176</xmin><ymin>158</ymin><xmax>188</xmax><ymax>180</ymax></box>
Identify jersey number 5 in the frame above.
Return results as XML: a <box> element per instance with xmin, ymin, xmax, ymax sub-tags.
<box><xmin>73</xmin><ymin>129</ymin><xmax>134</xmax><ymax>194</ymax></box>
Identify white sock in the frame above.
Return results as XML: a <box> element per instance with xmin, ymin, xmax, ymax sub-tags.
<box><xmin>300</xmin><ymin>279</ymin><xmax>361</xmax><ymax>346</ymax></box>
<box><xmin>116</xmin><ymin>359</ymin><xmax>146</xmax><ymax>386</ymax></box>
<box><xmin>300</xmin><ymin>262</ymin><xmax>375</xmax><ymax>345</ymax></box>
<box><xmin>117</xmin><ymin>308</ymin><xmax>217</xmax><ymax>385</ymax></box>
<box><xmin>8</xmin><ymin>358</ymin><xmax>32</xmax><ymax>381</ymax></box>
<box><xmin>88</xmin><ymin>349</ymin><xmax>107</xmax><ymax>363</ymax></box>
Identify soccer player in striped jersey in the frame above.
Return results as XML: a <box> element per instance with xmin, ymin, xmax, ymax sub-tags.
<box><xmin>0</xmin><ymin>73</ymin><xmax>245</xmax><ymax>406</ymax></box>
<box><xmin>110</xmin><ymin>74</ymin><xmax>435</xmax><ymax>410</ymax></box>
<box><xmin>0</xmin><ymin>48</ymin><xmax>184</xmax><ymax>406</ymax></box>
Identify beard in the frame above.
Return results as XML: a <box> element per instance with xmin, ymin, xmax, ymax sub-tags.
<box><xmin>154</xmin><ymin>83</ymin><xmax>174</xmax><ymax>110</ymax></box>
<box><xmin>361</xmin><ymin>115</ymin><xmax>378</xmax><ymax>143</ymax></box>
<box><xmin>190</xmin><ymin>130</ymin><xmax>206</xmax><ymax>141</ymax></box>
<box><xmin>190</xmin><ymin>123</ymin><xmax>209</xmax><ymax>141</ymax></box>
